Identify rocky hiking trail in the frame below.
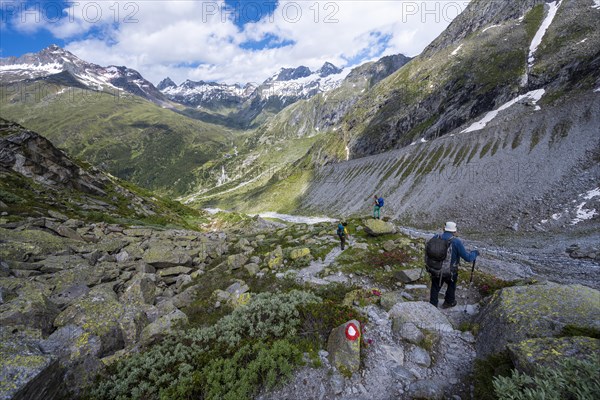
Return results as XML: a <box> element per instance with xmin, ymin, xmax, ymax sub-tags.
<box><xmin>1</xmin><ymin>210</ymin><xmax>598</xmax><ymax>400</ymax></box>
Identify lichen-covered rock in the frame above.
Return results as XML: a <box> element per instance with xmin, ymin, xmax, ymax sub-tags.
<box><xmin>53</xmin><ymin>285</ymin><xmax>126</xmax><ymax>356</ymax></box>
<box><xmin>227</xmin><ymin>254</ymin><xmax>248</xmax><ymax>270</ymax></box>
<box><xmin>363</xmin><ymin>219</ymin><xmax>396</xmax><ymax>236</ymax></box>
<box><xmin>171</xmin><ymin>284</ymin><xmax>203</xmax><ymax>309</ymax></box>
<box><xmin>39</xmin><ymin>324</ymin><xmax>103</xmax><ymax>396</ymax></box>
<box><xmin>244</xmin><ymin>263</ymin><xmax>260</xmax><ymax>276</ymax></box>
<box><xmin>268</xmin><ymin>246</ymin><xmax>284</xmax><ymax>269</ymax></box>
<box><xmin>143</xmin><ymin>245</ymin><xmax>192</xmax><ymax>268</ymax></box>
<box><xmin>0</xmin><ymin>328</ymin><xmax>64</xmax><ymax>400</ymax></box>
<box><xmin>290</xmin><ymin>248</ymin><xmax>311</xmax><ymax>260</ymax></box>
<box><xmin>327</xmin><ymin>320</ymin><xmax>361</xmax><ymax>375</ymax></box>
<box><xmin>389</xmin><ymin>301</ymin><xmax>453</xmax><ymax>333</ymax></box>
<box><xmin>139</xmin><ymin>309</ymin><xmax>188</xmax><ymax>346</ymax></box>
<box><xmin>342</xmin><ymin>289</ymin><xmax>380</xmax><ymax>307</ymax></box>
<box><xmin>380</xmin><ymin>291</ymin><xmax>404</xmax><ymax>311</ymax></box>
<box><xmin>120</xmin><ymin>273</ymin><xmax>156</xmax><ymax>305</ymax></box>
<box><xmin>508</xmin><ymin>336</ymin><xmax>600</xmax><ymax>376</ymax></box>
<box><xmin>382</xmin><ymin>240</ymin><xmax>397</xmax><ymax>252</ymax></box>
<box><xmin>0</xmin><ymin>279</ymin><xmax>58</xmax><ymax>335</ymax></box>
<box><xmin>476</xmin><ymin>283</ymin><xmax>600</xmax><ymax>358</ymax></box>
<box><xmin>49</xmin><ymin>284</ymin><xmax>90</xmax><ymax>309</ymax></box>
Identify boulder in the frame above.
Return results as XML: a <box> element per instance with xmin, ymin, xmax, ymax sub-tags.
<box><xmin>39</xmin><ymin>324</ymin><xmax>104</xmax><ymax>395</ymax></box>
<box><xmin>327</xmin><ymin>320</ymin><xmax>361</xmax><ymax>375</ymax></box>
<box><xmin>290</xmin><ymin>248</ymin><xmax>311</xmax><ymax>260</ymax></box>
<box><xmin>389</xmin><ymin>301</ymin><xmax>453</xmax><ymax>334</ymax></box>
<box><xmin>172</xmin><ymin>284</ymin><xmax>203</xmax><ymax>309</ymax></box>
<box><xmin>175</xmin><ymin>274</ymin><xmax>192</xmax><ymax>292</ymax></box>
<box><xmin>0</xmin><ymin>328</ymin><xmax>64</xmax><ymax>400</ymax></box>
<box><xmin>140</xmin><ymin>309</ymin><xmax>188</xmax><ymax>346</ymax></box>
<box><xmin>0</xmin><ymin>279</ymin><xmax>58</xmax><ymax>336</ymax></box>
<box><xmin>120</xmin><ymin>273</ymin><xmax>156</xmax><ymax>305</ymax></box>
<box><xmin>476</xmin><ymin>283</ymin><xmax>600</xmax><ymax>358</ymax></box>
<box><xmin>119</xmin><ymin>308</ymin><xmax>149</xmax><ymax>347</ymax></box>
<box><xmin>508</xmin><ymin>336</ymin><xmax>599</xmax><ymax>376</ymax></box>
<box><xmin>53</xmin><ymin>286</ymin><xmax>126</xmax><ymax>356</ymax></box>
<box><xmin>49</xmin><ymin>284</ymin><xmax>90</xmax><ymax>310</ymax></box>
<box><xmin>244</xmin><ymin>263</ymin><xmax>260</xmax><ymax>276</ymax></box>
<box><xmin>395</xmin><ymin>268</ymin><xmax>423</xmax><ymax>283</ymax></box>
<box><xmin>143</xmin><ymin>245</ymin><xmax>192</xmax><ymax>268</ymax></box>
<box><xmin>268</xmin><ymin>246</ymin><xmax>284</xmax><ymax>269</ymax></box>
<box><xmin>363</xmin><ymin>219</ymin><xmax>396</xmax><ymax>236</ymax></box>
<box><xmin>227</xmin><ymin>254</ymin><xmax>248</xmax><ymax>270</ymax></box>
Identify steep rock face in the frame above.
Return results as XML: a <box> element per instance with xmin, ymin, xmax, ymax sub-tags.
<box><xmin>297</xmin><ymin>91</ymin><xmax>600</xmax><ymax>235</ymax></box>
<box><xmin>0</xmin><ymin>120</ymin><xmax>106</xmax><ymax>196</ymax></box>
<box><xmin>338</xmin><ymin>0</ymin><xmax>600</xmax><ymax>159</ymax></box>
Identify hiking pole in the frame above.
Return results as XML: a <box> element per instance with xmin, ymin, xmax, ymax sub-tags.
<box><xmin>464</xmin><ymin>259</ymin><xmax>476</xmax><ymax>314</ymax></box>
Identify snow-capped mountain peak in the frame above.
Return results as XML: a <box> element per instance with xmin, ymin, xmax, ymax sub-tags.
<box><xmin>0</xmin><ymin>45</ymin><xmax>166</xmax><ymax>104</ymax></box>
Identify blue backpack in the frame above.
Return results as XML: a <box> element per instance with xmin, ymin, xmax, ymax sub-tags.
<box><xmin>337</xmin><ymin>224</ymin><xmax>345</xmax><ymax>237</ymax></box>
<box><xmin>378</xmin><ymin>197</ymin><xmax>384</xmax><ymax>207</ymax></box>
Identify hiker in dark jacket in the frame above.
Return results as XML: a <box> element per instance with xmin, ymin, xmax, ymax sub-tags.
<box><xmin>425</xmin><ymin>222</ymin><xmax>479</xmax><ymax>308</ymax></box>
<box><xmin>337</xmin><ymin>222</ymin><xmax>349</xmax><ymax>250</ymax></box>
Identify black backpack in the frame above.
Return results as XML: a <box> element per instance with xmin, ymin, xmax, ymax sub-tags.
<box><xmin>425</xmin><ymin>235</ymin><xmax>454</xmax><ymax>278</ymax></box>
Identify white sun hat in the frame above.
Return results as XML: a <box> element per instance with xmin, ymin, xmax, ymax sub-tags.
<box><xmin>444</xmin><ymin>221</ymin><xmax>457</xmax><ymax>232</ymax></box>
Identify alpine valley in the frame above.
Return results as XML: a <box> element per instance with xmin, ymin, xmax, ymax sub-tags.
<box><xmin>1</xmin><ymin>0</ymin><xmax>599</xmax><ymax>399</ymax></box>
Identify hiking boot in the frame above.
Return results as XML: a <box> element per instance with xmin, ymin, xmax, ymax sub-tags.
<box><xmin>441</xmin><ymin>301</ymin><xmax>457</xmax><ymax>309</ymax></box>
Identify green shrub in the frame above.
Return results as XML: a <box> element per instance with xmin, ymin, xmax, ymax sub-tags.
<box><xmin>88</xmin><ymin>290</ymin><xmax>320</xmax><ymax>400</ymax></box>
<box><xmin>493</xmin><ymin>357</ymin><xmax>600</xmax><ymax>400</ymax></box>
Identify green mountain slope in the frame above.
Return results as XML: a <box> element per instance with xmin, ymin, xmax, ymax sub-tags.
<box><xmin>0</xmin><ymin>79</ymin><xmax>235</xmax><ymax>196</ymax></box>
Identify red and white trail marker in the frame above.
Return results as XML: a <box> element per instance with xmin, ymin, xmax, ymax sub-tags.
<box><xmin>345</xmin><ymin>322</ymin><xmax>360</xmax><ymax>341</ymax></box>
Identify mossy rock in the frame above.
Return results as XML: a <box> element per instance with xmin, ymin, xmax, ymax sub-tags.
<box><xmin>143</xmin><ymin>245</ymin><xmax>192</xmax><ymax>268</ymax></box>
<box><xmin>508</xmin><ymin>336</ymin><xmax>599</xmax><ymax>376</ymax></box>
<box><xmin>290</xmin><ymin>248</ymin><xmax>311</xmax><ymax>260</ymax></box>
<box><xmin>476</xmin><ymin>283</ymin><xmax>600</xmax><ymax>358</ymax></box>
<box><xmin>363</xmin><ymin>219</ymin><xmax>396</xmax><ymax>236</ymax></box>
<box><xmin>342</xmin><ymin>289</ymin><xmax>380</xmax><ymax>307</ymax></box>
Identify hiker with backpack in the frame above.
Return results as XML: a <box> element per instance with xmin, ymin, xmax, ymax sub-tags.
<box><xmin>373</xmin><ymin>195</ymin><xmax>384</xmax><ymax>219</ymax></box>
<box><xmin>424</xmin><ymin>222</ymin><xmax>479</xmax><ymax>308</ymax></box>
<box><xmin>336</xmin><ymin>222</ymin><xmax>350</xmax><ymax>250</ymax></box>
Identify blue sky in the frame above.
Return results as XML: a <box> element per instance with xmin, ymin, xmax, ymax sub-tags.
<box><xmin>0</xmin><ymin>1</ymin><xmax>469</xmax><ymax>84</ymax></box>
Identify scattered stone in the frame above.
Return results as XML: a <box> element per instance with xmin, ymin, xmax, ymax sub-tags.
<box><xmin>158</xmin><ymin>266</ymin><xmax>192</xmax><ymax>277</ymax></box>
<box><xmin>407</xmin><ymin>380</ymin><xmax>446</xmax><ymax>400</ymax></box>
<box><xmin>380</xmin><ymin>291</ymin><xmax>404</xmax><ymax>311</ymax></box>
<box><xmin>121</xmin><ymin>274</ymin><xmax>156</xmax><ymax>305</ymax></box>
<box><xmin>390</xmin><ymin>301</ymin><xmax>454</xmax><ymax>333</ymax></box>
<box><xmin>227</xmin><ymin>253</ymin><xmax>248</xmax><ymax>270</ymax></box>
<box><xmin>395</xmin><ymin>268</ymin><xmax>423</xmax><ymax>283</ymax></box>
<box><xmin>379</xmin><ymin>344</ymin><xmax>404</xmax><ymax>365</ymax></box>
<box><xmin>407</xmin><ymin>345</ymin><xmax>431</xmax><ymax>367</ymax></box>
<box><xmin>394</xmin><ymin>322</ymin><xmax>425</xmax><ymax>345</ymax></box>
<box><xmin>244</xmin><ymin>263</ymin><xmax>260</xmax><ymax>276</ymax></box>
<box><xmin>383</xmin><ymin>240</ymin><xmax>397</xmax><ymax>252</ymax></box>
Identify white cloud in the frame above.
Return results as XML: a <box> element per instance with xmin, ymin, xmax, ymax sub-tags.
<box><xmin>14</xmin><ymin>0</ymin><xmax>470</xmax><ymax>84</ymax></box>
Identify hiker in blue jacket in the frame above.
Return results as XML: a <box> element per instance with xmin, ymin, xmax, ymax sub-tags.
<box><xmin>426</xmin><ymin>221</ymin><xmax>479</xmax><ymax>308</ymax></box>
<box><xmin>373</xmin><ymin>195</ymin><xmax>384</xmax><ymax>219</ymax></box>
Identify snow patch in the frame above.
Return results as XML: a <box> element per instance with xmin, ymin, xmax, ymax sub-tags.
<box><xmin>583</xmin><ymin>187</ymin><xmax>600</xmax><ymax>200</ymax></box>
<box><xmin>450</xmin><ymin>44</ymin><xmax>463</xmax><ymax>56</ymax></box>
<box><xmin>420</xmin><ymin>138</ymin><xmax>428</xmax><ymax>143</ymax></box>
<box><xmin>551</xmin><ymin>213</ymin><xmax>562</xmax><ymax>220</ymax></box>
<box><xmin>461</xmin><ymin>89</ymin><xmax>545</xmax><ymax>133</ymax></box>
<box><xmin>594</xmin><ymin>87</ymin><xmax>600</xmax><ymax>93</ymax></box>
<box><xmin>528</xmin><ymin>1</ymin><xmax>562</xmax><ymax>67</ymax></box>
<box><xmin>482</xmin><ymin>24</ymin><xmax>500</xmax><ymax>33</ymax></box>
<box><xmin>571</xmin><ymin>203</ymin><xmax>597</xmax><ymax>225</ymax></box>
<box><xmin>578</xmin><ymin>38</ymin><xmax>588</xmax><ymax>44</ymax></box>
<box><xmin>593</xmin><ymin>0</ymin><xmax>600</xmax><ymax>9</ymax></box>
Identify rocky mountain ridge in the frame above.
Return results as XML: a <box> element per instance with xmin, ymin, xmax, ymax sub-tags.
<box><xmin>0</xmin><ymin>45</ymin><xmax>168</xmax><ymax>105</ymax></box>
